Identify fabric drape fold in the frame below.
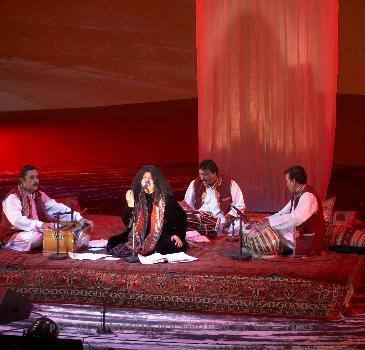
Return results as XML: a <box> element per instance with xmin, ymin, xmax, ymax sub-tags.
<box><xmin>196</xmin><ymin>0</ymin><xmax>338</xmax><ymax>212</ymax></box>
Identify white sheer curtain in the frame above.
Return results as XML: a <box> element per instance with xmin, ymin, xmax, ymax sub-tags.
<box><xmin>196</xmin><ymin>0</ymin><xmax>338</xmax><ymax>212</ymax></box>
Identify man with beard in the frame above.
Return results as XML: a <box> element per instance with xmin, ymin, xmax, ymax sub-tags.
<box><xmin>183</xmin><ymin>159</ymin><xmax>246</xmax><ymax>236</ymax></box>
<box><xmin>252</xmin><ymin>165</ymin><xmax>326</xmax><ymax>257</ymax></box>
<box><xmin>1</xmin><ymin>165</ymin><xmax>93</xmax><ymax>251</ymax></box>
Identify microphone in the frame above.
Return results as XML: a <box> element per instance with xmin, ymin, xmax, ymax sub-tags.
<box><xmin>68</xmin><ymin>196</ymin><xmax>74</xmax><ymax>222</ymax></box>
<box><xmin>231</xmin><ymin>205</ymin><xmax>244</xmax><ymax>217</ymax></box>
<box><xmin>141</xmin><ymin>181</ymin><xmax>150</xmax><ymax>189</ymax></box>
<box><xmin>231</xmin><ymin>205</ymin><xmax>250</xmax><ymax>224</ymax></box>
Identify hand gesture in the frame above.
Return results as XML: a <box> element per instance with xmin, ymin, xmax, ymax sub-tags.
<box><xmin>224</xmin><ymin>213</ymin><xmax>234</xmax><ymax>228</ymax></box>
<box><xmin>41</xmin><ymin>222</ymin><xmax>54</xmax><ymax>230</ymax></box>
<box><xmin>126</xmin><ymin>190</ymin><xmax>135</xmax><ymax>208</ymax></box>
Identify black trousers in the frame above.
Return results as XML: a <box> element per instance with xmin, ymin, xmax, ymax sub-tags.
<box><xmin>106</xmin><ymin>230</ymin><xmax>188</xmax><ymax>255</ymax></box>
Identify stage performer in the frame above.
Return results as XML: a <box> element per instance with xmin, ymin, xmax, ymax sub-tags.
<box><xmin>251</xmin><ymin>165</ymin><xmax>326</xmax><ymax>257</ymax></box>
<box><xmin>0</xmin><ymin>165</ymin><xmax>94</xmax><ymax>252</ymax></box>
<box><xmin>107</xmin><ymin>165</ymin><xmax>188</xmax><ymax>257</ymax></box>
<box><xmin>182</xmin><ymin>159</ymin><xmax>246</xmax><ymax>236</ymax></box>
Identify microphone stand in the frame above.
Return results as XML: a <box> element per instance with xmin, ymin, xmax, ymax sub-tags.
<box><xmin>230</xmin><ymin>206</ymin><xmax>251</xmax><ymax>260</ymax></box>
<box><xmin>48</xmin><ymin>209</ymin><xmax>75</xmax><ymax>260</ymax></box>
<box><xmin>125</xmin><ymin>184</ymin><xmax>150</xmax><ymax>263</ymax></box>
<box><xmin>68</xmin><ymin>195</ymin><xmax>74</xmax><ymax>222</ymax></box>
<box><xmin>226</xmin><ymin>217</ymin><xmax>239</xmax><ymax>242</ymax></box>
<box><xmin>231</xmin><ymin>213</ymin><xmax>246</xmax><ymax>260</ymax></box>
<box><xmin>96</xmin><ymin>304</ymin><xmax>113</xmax><ymax>334</ymax></box>
<box><xmin>48</xmin><ymin>212</ymin><xmax>68</xmax><ymax>260</ymax></box>
<box><xmin>124</xmin><ymin>207</ymin><xmax>140</xmax><ymax>263</ymax></box>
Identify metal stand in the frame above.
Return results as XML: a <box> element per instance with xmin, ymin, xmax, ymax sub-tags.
<box><xmin>231</xmin><ymin>214</ymin><xmax>247</xmax><ymax>260</ymax></box>
<box><xmin>226</xmin><ymin>217</ymin><xmax>239</xmax><ymax>242</ymax></box>
<box><xmin>230</xmin><ymin>206</ymin><xmax>251</xmax><ymax>260</ymax></box>
<box><xmin>96</xmin><ymin>305</ymin><xmax>113</xmax><ymax>334</ymax></box>
<box><xmin>48</xmin><ymin>212</ymin><xmax>68</xmax><ymax>260</ymax></box>
<box><xmin>124</xmin><ymin>216</ymin><xmax>139</xmax><ymax>263</ymax></box>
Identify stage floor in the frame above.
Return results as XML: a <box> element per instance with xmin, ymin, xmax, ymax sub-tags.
<box><xmin>1</xmin><ymin>303</ymin><xmax>365</xmax><ymax>349</ymax></box>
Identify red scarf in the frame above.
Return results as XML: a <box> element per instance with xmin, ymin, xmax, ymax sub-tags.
<box><xmin>16</xmin><ymin>185</ymin><xmax>54</xmax><ymax>223</ymax></box>
<box><xmin>128</xmin><ymin>192</ymin><xmax>166</xmax><ymax>256</ymax></box>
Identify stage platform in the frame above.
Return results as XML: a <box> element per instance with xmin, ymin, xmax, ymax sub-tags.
<box><xmin>0</xmin><ymin>214</ymin><xmax>364</xmax><ymax>320</ymax></box>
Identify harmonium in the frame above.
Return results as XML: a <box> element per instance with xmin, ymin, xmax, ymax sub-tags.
<box><xmin>43</xmin><ymin>221</ymin><xmax>91</xmax><ymax>254</ymax></box>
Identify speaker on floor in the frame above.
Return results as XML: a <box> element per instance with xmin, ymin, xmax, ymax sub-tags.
<box><xmin>0</xmin><ymin>288</ymin><xmax>33</xmax><ymax>325</ymax></box>
<box><xmin>0</xmin><ymin>335</ymin><xmax>84</xmax><ymax>350</ymax></box>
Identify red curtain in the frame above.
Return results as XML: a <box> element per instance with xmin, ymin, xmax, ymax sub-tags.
<box><xmin>196</xmin><ymin>0</ymin><xmax>338</xmax><ymax>212</ymax></box>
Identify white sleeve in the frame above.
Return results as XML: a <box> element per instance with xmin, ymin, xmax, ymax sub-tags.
<box><xmin>2</xmin><ymin>194</ymin><xmax>43</xmax><ymax>231</ymax></box>
<box><xmin>268</xmin><ymin>192</ymin><xmax>318</xmax><ymax>230</ymax></box>
<box><xmin>43</xmin><ymin>193</ymin><xmax>83</xmax><ymax>222</ymax></box>
<box><xmin>227</xmin><ymin>180</ymin><xmax>246</xmax><ymax>217</ymax></box>
<box><xmin>269</xmin><ymin>201</ymin><xmax>292</xmax><ymax>218</ymax></box>
<box><xmin>184</xmin><ymin>180</ymin><xmax>196</xmax><ymax>208</ymax></box>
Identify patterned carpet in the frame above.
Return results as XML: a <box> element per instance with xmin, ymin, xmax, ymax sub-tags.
<box><xmin>0</xmin><ymin>230</ymin><xmax>364</xmax><ymax>319</ymax></box>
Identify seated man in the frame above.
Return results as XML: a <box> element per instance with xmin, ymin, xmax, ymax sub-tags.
<box><xmin>183</xmin><ymin>159</ymin><xmax>246</xmax><ymax>236</ymax></box>
<box><xmin>251</xmin><ymin>165</ymin><xmax>325</xmax><ymax>257</ymax></box>
<box><xmin>0</xmin><ymin>165</ymin><xmax>94</xmax><ymax>252</ymax></box>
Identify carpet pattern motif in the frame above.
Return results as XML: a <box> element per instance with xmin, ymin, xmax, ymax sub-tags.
<box><xmin>0</xmin><ymin>238</ymin><xmax>363</xmax><ymax>319</ymax></box>
<box><xmin>0</xmin><ymin>267</ymin><xmax>349</xmax><ymax>319</ymax></box>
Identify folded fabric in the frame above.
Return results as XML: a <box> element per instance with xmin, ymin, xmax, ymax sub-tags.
<box><xmin>104</xmin><ymin>256</ymin><xmax>121</xmax><ymax>261</ymax></box>
<box><xmin>186</xmin><ymin>230</ymin><xmax>210</xmax><ymax>242</ymax></box>
<box><xmin>88</xmin><ymin>239</ymin><xmax>108</xmax><ymax>248</ymax></box>
<box><xmin>138</xmin><ymin>252</ymin><xmax>198</xmax><ymax>264</ymax></box>
<box><xmin>68</xmin><ymin>252</ymin><xmax>117</xmax><ymax>260</ymax></box>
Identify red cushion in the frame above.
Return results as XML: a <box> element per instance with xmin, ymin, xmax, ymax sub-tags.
<box><xmin>332</xmin><ymin>210</ymin><xmax>357</xmax><ymax>227</ymax></box>
<box><xmin>326</xmin><ymin>224</ymin><xmax>365</xmax><ymax>248</ymax></box>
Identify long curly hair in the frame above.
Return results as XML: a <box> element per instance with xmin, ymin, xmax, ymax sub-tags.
<box><xmin>130</xmin><ymin>165</ymin><xmax>172</xmax><ymax>204</ymax></box>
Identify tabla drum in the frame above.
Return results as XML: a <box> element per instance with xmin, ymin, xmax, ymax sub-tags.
<box><xmin>243</xmin><ymin>226</ymin><xmax>281</xmax><ymax>257</ymax></box>
<box><xmin>185</xmin><ymin>210</ymin><xmax>220</xmax><ymax>238</ymax></box>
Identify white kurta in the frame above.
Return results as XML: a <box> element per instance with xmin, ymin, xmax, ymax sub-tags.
<box><xmin>2</xmin><ymin>191</ymin><xmax>83</xmax><ymax>251</ymax></box>
<box><xmin>184</xmin><ymin>178</ymin><xmax>246</xmax><ymax>234</ymax></box>
<box><xmin>267</xmin><ymin>192</ymin><xmax>318</xmax><ymax>245</ymax></box>
<box><xmin>184</xmin><ymin>179</ymin><xmax>245</xmax><ymax>219</ymax></box>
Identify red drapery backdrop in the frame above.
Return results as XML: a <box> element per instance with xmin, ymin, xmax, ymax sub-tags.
<box><xmin>196</xmin><ymin>0</ymin><xmax>338</xmax><ymax>212</ymax></box>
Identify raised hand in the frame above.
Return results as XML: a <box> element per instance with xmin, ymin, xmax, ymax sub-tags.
<box><xmin>126</xmin><ymin>190</ymin><xmax>135</xmax><ymax>208</ymax></box>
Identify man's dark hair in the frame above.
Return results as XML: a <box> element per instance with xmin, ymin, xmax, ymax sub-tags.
<box><xmin>20</xmin><ymin>165</ymin><xmax>37</xmax><ymax>179</ymax></box>
<box><xmin>199</xmin><ymin>159</ymin><xmax>219</xmax><ymax>174</ymax></box>
<box><xmin>284</xmin><ymin>165</ymin><xmax>307</xmax><ymax>184</ymax></box>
